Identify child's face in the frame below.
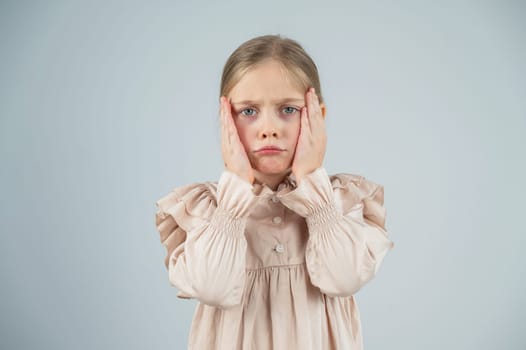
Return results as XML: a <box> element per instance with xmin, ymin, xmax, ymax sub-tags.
<box><xmin>228</xmin><ymin>60</ymin><xmax>305</xmax><ymax>177</ymax></box>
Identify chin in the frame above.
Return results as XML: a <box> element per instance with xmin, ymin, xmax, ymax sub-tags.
<box><xmin>254</xmin><ymin>160</ymin><xmax>292</xmax><ymax>176</ymax></box>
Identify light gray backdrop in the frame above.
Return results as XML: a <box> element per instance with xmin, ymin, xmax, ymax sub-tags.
<box><xmin>1</xmin><ymin>1</ymin><xmax>525</xmax><ymax>349</ymax></box>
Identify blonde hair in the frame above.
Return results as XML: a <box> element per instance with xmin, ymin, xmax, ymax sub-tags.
<box><xmin>220</xmin><ymin>34</ymin><xmax>324</xmax><ymax>104</ymax></box>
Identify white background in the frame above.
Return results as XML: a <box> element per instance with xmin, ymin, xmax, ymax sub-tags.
<box><xmin>1</xmin><ymin>1</ymin><xmax>525</xmax><ymax>349</ymax></box>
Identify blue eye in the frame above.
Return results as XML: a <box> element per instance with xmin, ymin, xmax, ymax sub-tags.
<box><xmin>241</xmin><ymin>108</ymin><xmax>257</xmax><ymax>117</ymax></box>
<box><xmin>282</xmin><ymin>106</ymin><xmax>299</xmax><ymax>114</ymax></box>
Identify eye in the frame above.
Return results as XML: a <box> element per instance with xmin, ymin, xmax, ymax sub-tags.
<box><xmin>282</xmin><ymin>106</ymin><xmax>299</xmax><ymax>115</ymax></box>
<box><xmin>240</xmin><ymin>108</ymin><xmax>257</xmax><ymax>117</ymax></box>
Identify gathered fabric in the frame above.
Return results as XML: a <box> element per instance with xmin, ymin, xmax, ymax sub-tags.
<box><xmin>155</xmin><ymin>167</ymin><xmax>394</xmax><ymax>350</ymax></box>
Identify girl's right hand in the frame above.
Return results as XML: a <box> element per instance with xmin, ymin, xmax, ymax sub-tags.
<box><xmin>219</xmin><ymin>96</ymin><xmax>255</xmax><ymax>185</ymax></box>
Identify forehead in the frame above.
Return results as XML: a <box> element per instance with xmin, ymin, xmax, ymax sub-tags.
<box><xmin>229</xmin><ymin>60</ymin><xmax>305</xmax><ymax>102</ymax></box>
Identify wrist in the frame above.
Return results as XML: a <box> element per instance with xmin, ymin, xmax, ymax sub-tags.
<box><xmin>278</xmin><ymin>167</ymin><xmax>333</xmax><ymax>218</ymax></box>
<box><xmin>224</xmin><ymin>167</ymin><xmax>254</xmax><ymax>185</ymax></box>
<box><xmin>217</xmin><ymin>170</ymin><xmax>256</xmax><ymax>218</ymax></box>
<box><xmin>293</xmin><ymin>166</ymin><xmax>321</xmax><ymax>184</ymax></box>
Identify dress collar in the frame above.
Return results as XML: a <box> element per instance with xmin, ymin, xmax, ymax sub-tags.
<box><xmin>252</xmin><ymin>171</ymin><xmax>297</xmax><ymax>196</ymax></box>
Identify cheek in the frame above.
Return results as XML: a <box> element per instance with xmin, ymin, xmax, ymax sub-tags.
<box><xmin>233</xmin><ymin>122</ymin><xmax>251</xmax><ymax>148</ymax></box>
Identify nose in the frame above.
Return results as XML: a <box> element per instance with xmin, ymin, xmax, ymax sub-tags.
<box><xmin>261</xmin><ymin>129</ymin><xmax>278</xmax><ymax>139</ymax></box>
<box><xmin>258</xmin><ymin>111</ymin><xmax>280</xmax><ymax>139</ymax></box>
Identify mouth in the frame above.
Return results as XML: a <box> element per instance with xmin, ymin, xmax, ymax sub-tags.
<box><xmin>255</xmin><ymin>146</ymin><xmax>285</xmax><ymax>154</ymax></box>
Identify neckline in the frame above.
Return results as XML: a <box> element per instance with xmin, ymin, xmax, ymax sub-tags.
<box><xmin>252</xmin><ymin>172</ymin><xmax>297</xmax><ymax>196</ymax></box>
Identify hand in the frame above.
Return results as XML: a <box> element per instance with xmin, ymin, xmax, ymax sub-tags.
<box><xmin>291</xmin><ymin>87</ymin><xmax>327</xmax><ymax>183</ymax></box>
<box><xmin>219</xmin><ymin>96</ymin><xmax>255</xmax><ymax>184</ymax></box>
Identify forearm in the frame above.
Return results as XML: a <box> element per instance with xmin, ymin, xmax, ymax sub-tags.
<box><xmin>169</xmin><ymin>206</ymin><xmax>248</xmax><ymax>308</ymax></box>
<box><xmin>304</xmin><ymin>200</ymin><xmax>392</xmax><ymax>296</ymax></box>
<box><xmin>280</xmin><ymin>167</ymin><xmax>394</xmax><ymax>297</ymax></box>
<box><xmin>169</xmin><ymin>170</ymin><xmax>255</xmax><ymax>308</ymax></box>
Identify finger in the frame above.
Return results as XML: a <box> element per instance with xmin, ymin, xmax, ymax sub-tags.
<box><xmin>220</xmin><ymin>98</ymin><xmax>228</xmax><ymax>141</ymax></box>
<box><xmin>220</xmin><ymin>98</ymin><xmax>229</xmax><ymax>165</ymax></box>
<box><xmin>304</xmin><ymin>89</ymin><xmax>313</xmax><ymax>132</ymax></box>
<box><xmin>223</xmin><ymin>99</ymin><xmax>235</xmax><ymax>132</ymax></box>
<box><xmin>219</xmin><ymin>96</ymin><xmax>223</xmax><ymax>119</ymax></box>
<box><xmin>221</xmin><ymin>96</ymin><xmax>229</xmax><ymax>123</ymax></box>
<box><xmin>301</xmin><ymin>106</ymin><xmax>310</xmax><ymax>136</ymax></box>
<box><xmin>293</xmin><ymin>108</ymin><xmax>304</xmax><ymax>155</ymax></box>
<box><xmin>309</xmin><ymin>90</ymin><xmax>327</xmax><ymax>145</ymax></box>
<box><xmin>219</xmin><ymin>97</ymin><xmax>225</xmax><ymax>132</ymax></box>
<box><xmin>224</xmin><ymin>99</ymin><xmax>241</xmax><ymax>148</ymax></box>
<box><xmin>221</xmin><ymin>98</ymin><xmax>236</xmax><ymax>153</ymax></box>
<box><xmin>308</xmin><ymin>88</ymin><xmax>320</xmax><ymax>121</ymax></box>
<box><xmin>312</xmin><ymin>89</ymin><xmax>322</xmax><ymax>118</ymax></box>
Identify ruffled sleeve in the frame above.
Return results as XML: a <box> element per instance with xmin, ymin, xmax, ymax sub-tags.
<box><xmin>278</xmin><ymin>167</ymin><xmax>394</xmax><ymax>297</ymax></box>
<box><xmin>155</xmin><ymin>170</ymin><xmax>256</xmax><ymax>308</ymax></box>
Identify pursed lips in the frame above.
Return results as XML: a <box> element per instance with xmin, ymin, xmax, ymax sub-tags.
<box><xmin>255</xmin><ymin>146</ymin><xmax>284</xmax><ymax>153</ymax></box>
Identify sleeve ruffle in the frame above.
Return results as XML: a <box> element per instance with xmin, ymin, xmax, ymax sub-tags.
<box><xmin>279</xmin><ymin>168</ymin><xmax>394</xmax><ymax>296</ymax></box>
<box><xmin>154</xmin><ymin>171</ymin><xmax>255</xmax><ymax>306</ymax></box>
<box><xmin>278</xmin><ymin>167</ymin><xmax>387</xmax><ymax>229</ymax></box>
<box><xmin>155</xmin><ymin>182</ymin><xmax>217</xmax><ymax>270</ymax></box>
<box><xmin>330</xmin><ymin>172</ymin><xmax>387</xmax><ymax>230</ymax></box>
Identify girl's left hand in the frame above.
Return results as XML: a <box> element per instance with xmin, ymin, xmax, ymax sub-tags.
<box><xmin>291</xmin><ymin>87</ymin><xmax>327</xmax><ymax>183</ymax></box>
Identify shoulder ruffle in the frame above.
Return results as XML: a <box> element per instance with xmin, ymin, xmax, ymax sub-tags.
<box><xmin>329</xmin><ymin>173</ymin><xmax>386</xmax><ymax>229</ymax></box>
<box><xmin>154</xmin><ymin>182</ymin><xmax>218</xmax><ymax>268</ymax></box>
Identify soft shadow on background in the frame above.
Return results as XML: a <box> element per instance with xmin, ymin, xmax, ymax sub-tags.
<box><xmin>1</xmin><ymin>1</ymin><xmax>525</xmax><ymax>349</ymax></box>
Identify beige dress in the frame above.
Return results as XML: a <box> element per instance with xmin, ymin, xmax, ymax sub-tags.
<box><xmin>155</xmin><ymin>167</ymin><xmax>394</xmax><ymax>349</ymax></box>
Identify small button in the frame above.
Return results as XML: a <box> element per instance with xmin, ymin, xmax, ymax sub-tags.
<box><xmin>277</xmin><ymin>183</ymin><xmax>286</xmax><ymax>191</ymax></box>
<box><xmin>272</xmin><ymin>216</ymin><xmax>282</xmax><ymax>224</ymax></box>
<box><xmin>271</xmin><ymin>195</ymin><xmax>279</xmax><ymax>203</ymax></box>
<box><xmin>274</xmin><ymin>244</ymin><xmax>285</xmax><ymax>253</ymax></box>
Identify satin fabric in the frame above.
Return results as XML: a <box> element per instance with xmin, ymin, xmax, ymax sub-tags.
<box><xmin>155</xmin><ymin>167</ymin><xmax>394</xmax><ymax>349</ymax></box>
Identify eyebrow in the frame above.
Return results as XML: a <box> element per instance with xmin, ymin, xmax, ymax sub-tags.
<box><xmin>231</xmin><ymin>98</ymin><xmax>304</xmax><ymax>106</ymax></box>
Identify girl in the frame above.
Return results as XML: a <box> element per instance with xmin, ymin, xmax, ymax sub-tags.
<box><xmin>155</xmin><ymin>34</ymin><xmax>394</xmax><ymax>350</ymax></box>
